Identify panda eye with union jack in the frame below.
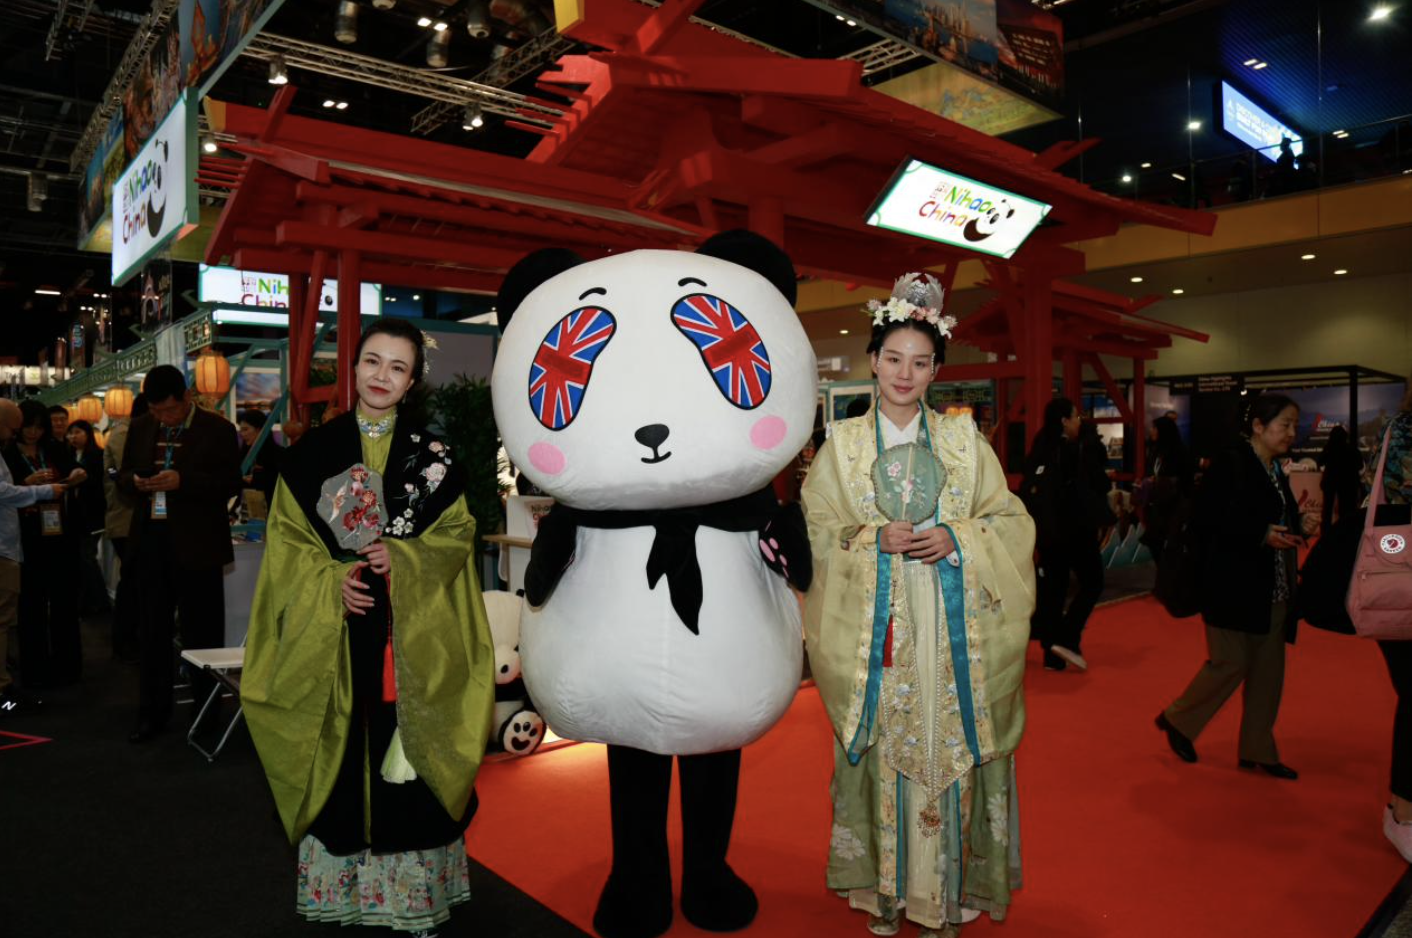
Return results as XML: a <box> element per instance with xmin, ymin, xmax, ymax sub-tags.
<box><xmin>671</xmin><ymin>293</ymin><xmax>772</xmax><ymax>409</ymax></box>
<box><xmin>527</xmin><ymin>306</ymin><xmax>617</xmax><ymax>431</ymax></box>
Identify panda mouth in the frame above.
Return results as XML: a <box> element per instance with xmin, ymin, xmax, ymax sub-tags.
<box><xmin>641</xmin><ymin>449</ymin><xmax>672</xmax><ymax>465</ymax></box>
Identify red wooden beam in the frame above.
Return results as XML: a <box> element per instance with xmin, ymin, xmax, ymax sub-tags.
<box><xmin>1084</xmin><ymin>352</ymin><xmax>1138</xmax><ymax>424</ymax></box>
<box><xmin>629</xmin><ymin>0</ymin><xmax>708</xmax><ymax>55</ymax></box>
<box><xmin>275</xmin><ymin>221</ymin><xmax>527</xmax><ymax>270</ymax></box>
<box><xmin>934</xmin><ymin>361</ymin><xmax>1025</xmax><ymax>381</ymax></box>
<box><xmin>232</xmin><ymin>248</ymin><xmax>504</xmax><ymax>293</ymax></box>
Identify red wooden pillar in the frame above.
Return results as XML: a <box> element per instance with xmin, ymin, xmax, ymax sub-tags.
<box><xmin>337</xmin><ymin>249</ymin><xmax>362</xmax><ymax>411</ymax></box>
<box><xmin>1021</xmin><ymin>267</ymin><xmax>1054</xmax><ymax>449</ymax></box>
<box><xmin>1132</xmin><ymin>358</ymin><xmax>1147</xmax><ymax>479</ymax></box>
<box><xmin>287</xmin><ymin>273</ymin><xmax>308</xmax><ymax>425</ymax></box>
<box><xmin>994</xmin><ymin>376</ymin><xmax>1009</xmax><ymax>468</ymax></box>
<box><xmin>1063</xmin><ymin>350</ymin><xmax>1082</xmax><ymax>407</ymax></box>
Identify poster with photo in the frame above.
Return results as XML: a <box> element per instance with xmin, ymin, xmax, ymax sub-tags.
<box><xmin>140</xmin><ymin>257</ymin><xmax>173</xmax><ymax>328</ymax></box>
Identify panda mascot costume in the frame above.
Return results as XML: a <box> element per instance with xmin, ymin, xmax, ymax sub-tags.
<box><xmin>492</xmin><ymin>230</ymin><xmax>816</xmax><ymax>938</ymax></box>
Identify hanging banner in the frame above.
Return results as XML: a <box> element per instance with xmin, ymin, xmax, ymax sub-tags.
<box><xmin>114</xmin><ymin>93</ymin><xmax>199</xmax><ymax>286</ymax></box>
<box><xmin>140</xmin><ymin>258</ymin><xmax>175</xmax><ymax>328</ymax></box>
<box><xmin>198</xmin><ymin>265</ymin><xmax>383</xmax><ymax>324</ymax></box>
<box><xmin>78</xmin><ymin>113</ymin><xmax>125</xmax><ymax>251</ymax></box>
<box><xmin>866</xmin><ymin>157</ymin><xmax>1052</xmax><ymax>259</ymax></box>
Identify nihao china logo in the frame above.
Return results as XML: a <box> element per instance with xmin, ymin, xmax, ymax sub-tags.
<box><xmin>121</xmin><ymin>138</ymin><xmax>170</xmax><ymax>247</ymax></box>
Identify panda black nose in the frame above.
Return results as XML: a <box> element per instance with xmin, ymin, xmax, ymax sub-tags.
<box><xmin>635</xmin><ymin>424</ymin><xmax>670</xmax><ymax>449</ymax></box>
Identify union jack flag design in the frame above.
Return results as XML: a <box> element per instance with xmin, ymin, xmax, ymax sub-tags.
<box><xmin>671</xmin><ymin>294</ymin><xmax>772</xmax><ymax>409</ymax></box>
<box><xmin>528</xmin><ymin>307</ymin><xmax>616</xmax><ymax>430</ymax></box>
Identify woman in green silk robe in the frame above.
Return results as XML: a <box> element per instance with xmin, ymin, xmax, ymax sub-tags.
<box><xmin>803</xmin><ymin>279</ymin><xmax>1036</xmax><ymax>937</ymax></box>
<box><xmin>242</xmin><ymin>319</ymin><xmax>495</xmax><ymax>936</ymax></box>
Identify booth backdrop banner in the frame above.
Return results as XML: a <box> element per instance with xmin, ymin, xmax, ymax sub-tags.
<box><xmin>113</xmin><ymin>95</ymin><xmax>198</xmax><ymax>286</ymax></box>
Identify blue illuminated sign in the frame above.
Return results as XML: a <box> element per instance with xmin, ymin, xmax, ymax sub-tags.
<box><xmin>1219</xmin><ymin>82</ymin><xmax>1303</xmax><ymax>162</ymax></box>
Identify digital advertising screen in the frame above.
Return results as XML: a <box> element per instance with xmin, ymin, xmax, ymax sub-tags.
<box><xmin>1218</xmin><ymin>81</ymin><xmax>1303</xmax><ymax>162</ymax></box>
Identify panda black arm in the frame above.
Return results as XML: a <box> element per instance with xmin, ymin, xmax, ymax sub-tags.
<box><xmin>524</xmin><ymin>506</ymin><xmax>577</xmax><ymax>607</ymax></box>
<box><xmin>759</xmin><ymin>500</ymin><xmax>813</xmax><ymax>592</ymax></box>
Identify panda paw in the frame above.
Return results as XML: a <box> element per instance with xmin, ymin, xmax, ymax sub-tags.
<box><xmin>759</xmin><ymin>502</ymin><xmax>813</xmax><ymax>592</ymax></box>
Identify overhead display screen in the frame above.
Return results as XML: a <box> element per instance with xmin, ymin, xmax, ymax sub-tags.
<box><xmin>866</xmin><ymin>158</ymin><xmax>1052</xmax><ymax>259</ymax></box>
<box><xmin>1219</xmin><ymin>82</ymin><xmax>1303</xmax><ymax>162</ymax></box>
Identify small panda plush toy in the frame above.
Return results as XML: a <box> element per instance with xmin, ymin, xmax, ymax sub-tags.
<box><xmin>482</xmin><ymin>589</ymin><xmax>544</xmax><ymax>758</ymax></box>
<box><xmin>492</xmin><ymin>230</ymin><xmax>816</xmax><ymax>938</ymax></box>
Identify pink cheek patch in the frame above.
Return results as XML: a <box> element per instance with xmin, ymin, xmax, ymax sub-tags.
<box><xmin>750</xmin><ymin>415</ymin><xmax>788</xmax><ymax>451</ymax></box>
<box><xmin>528</xmin><ymin>441</ymin><xmax>566</xmax><ymax>476</ymax></box>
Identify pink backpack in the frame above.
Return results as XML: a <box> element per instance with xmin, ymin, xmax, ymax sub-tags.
<box><xmin>1348</xmin><ymin>426</ymin><xmax>1412</xmax><ymax>640</ymax></box>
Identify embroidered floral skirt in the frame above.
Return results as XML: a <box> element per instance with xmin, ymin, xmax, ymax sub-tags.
<box><xmin>826</xmin><ymin>561</ymin><xmax>1022</xmax><ymax>930</ymax></box>
<box><xmin>296</xmin><ymin>834</ymin><xmax>471</xmax><ymax>931</ymax></box>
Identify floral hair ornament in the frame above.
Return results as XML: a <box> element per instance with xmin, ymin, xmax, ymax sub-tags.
<box><xmin>865</xmin><ymin>272</ymin><xmax>958</xmax><ymax>339</ymax></box>
<box><xmin>421</xmin><ymin>333</ymin><xmax>439</xmax><ymax>377</ymax></box>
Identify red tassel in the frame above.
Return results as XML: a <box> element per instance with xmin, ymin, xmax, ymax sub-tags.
<box><xmin>381</xmin><ymin>572</ymin><xmax>397</xmax><ymax>703</ymax></box>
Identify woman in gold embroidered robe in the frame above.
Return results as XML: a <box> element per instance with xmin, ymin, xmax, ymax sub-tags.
<box><xmin>803</xmin><ymin>287</ymin><xmax>1035</xmax><ymax>936</ymax></box>
<box><xmin>242</xmin><ymin>320</ymin><xmax>494</xmax><ymax>935</ymax></box>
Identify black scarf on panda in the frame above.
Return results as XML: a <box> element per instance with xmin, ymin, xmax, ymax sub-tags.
<box><xmin>524</xmin><ymin>486</ymin><xmax>810</xmax><ymax>635</ymax></box>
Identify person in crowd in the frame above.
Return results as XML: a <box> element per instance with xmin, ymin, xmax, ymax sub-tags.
<box><xmin>2</xmin><ymin>400</ymin><xmax>85</xmax><ymax>690</ymax></box>
<box><xmin>1022</xmin><ymin>397</ymin><xmax>1108</xmax><ymax>672</ymax></box>
<box><xmin>1374</xmin><ymin>383</ymin><xmax>1412</xmax><ymax>860</ymax></box>
<box><xmin>1156</xmin><ymin>394</ymin><xmax>1315</xmax><ymax>780</ymax></box>
<box><xmin>237</xmin><ymin>409</ymin><xmax>284</xmax><ymax>510</ymax></box>
<box><xmin>117</xmin><ymin>366</ymin><xmax>243</xmax><ymax>744</ymax></box>
<box><xmin>103</xmin><ymin>394</ymin><xmax>146</xmax><ymax>661</ymax></box>
<box><xmin>1141</xmin><ymin>415</ymin><xmax>1193</xmax><ymax>562</ymax></box>
<box><xmin>242</xmin><ymin>319</ymin><xmax>494</xmax><ymax>936</ymax></box>
<box><xmin>65</xmin><ymin>419</ymin><xmax>110</xmax><ymax>616</ymax></box>
<box><xmin>47</xmin><ymin>405</ymin><xmax>68</xmax><ymax>445</ymax></box>
<box><xmin>0</xmin><ymin>399</ymin><xmax>65</xmax><ymax>713</ymax></box>
<box><xmin>1318</xmin><ymin>425</ymin><xmax>1364</xmax><ymax>531</ymax></box>
<box><xmin>803</xmin><ymin>276</ymin><xmax>1035</xmax><ymax>936</ymax></box>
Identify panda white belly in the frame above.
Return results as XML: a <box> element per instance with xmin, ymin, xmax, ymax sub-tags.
<box><xmin>520</xmin><ymin>525</ymin><xmax>803</xmax><ymax>755</ymax></box>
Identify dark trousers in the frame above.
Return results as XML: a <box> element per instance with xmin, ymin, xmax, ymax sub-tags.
<box><xmin>17</xmin><ymin>535</ymin><xmax>82</xmax><ymax>688</ymax></box>
<box><xmin>1034</xmin><ymin>531</ymin><xmax>1105</xmax><ymax>652</ymax></box>
<box><xmin>1380</xmin><ymin>640</ymin><xmax>1412</xmax><ymax>801</ymax></box>
<box><xmin>135</xmin><ymin>524</ymin><xmax>225</xmax><ymax>727</ymax></box>
<box><xmin>109</xmin><ymin>537</ymin><xmax>139</xmax><ymax>659</ymax></box>
<box><xmin>78</xmin><ymin>532</ymin><xmax>110</xmax><ymax>614</ymax></box>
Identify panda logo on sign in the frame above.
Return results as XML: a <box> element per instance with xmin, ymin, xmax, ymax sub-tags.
<box><xmin>963</xmin><ymin>196</ymin><xmax>1017</xmax><ymax>244</ymax></box>
<box><xmin>493</xmin><ymin>230</ymin><xmax>816</xmax><ymax>938</ymax></box>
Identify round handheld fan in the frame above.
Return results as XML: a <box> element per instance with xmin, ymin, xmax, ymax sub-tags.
<box><xmin>871</xmin><ymin>442</ymin><xmax>946</xmax><ymax>525</ymax></box>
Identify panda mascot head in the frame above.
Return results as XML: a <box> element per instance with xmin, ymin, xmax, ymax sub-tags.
<box><xmin>492</xmin><ymin>230</ymin><xmax>817</xmax><ymax>511</ymax></box>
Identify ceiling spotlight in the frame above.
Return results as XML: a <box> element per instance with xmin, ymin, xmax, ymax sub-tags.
<box><xmin>1172</xmin><ymin>288</ymin><xmax>1185</xmax><ymax>295</ymax></box>
<box><xmin>433</xmin><ymin>20</ymin><xmax>449</xmax><ymax>31</ymax></box>
<box><xmin>27</xmin><ymin>172</ymin><xmax>48</xmax><ymax>211</ymax></box>
<box><xmin>1301</xmin><ymin>253</ymin><xmax>1316</xmax><ymax>260</ymax></box>
<box><xmin>371</xmin><ymin>0</ymin><xmax>396</xmax><ymax>8</ymax></box>
<box><xmin>336</xmin><ymin>101</ymin><xmax>348</xmax><ymax>110</ymax></box>
<box><xmin>1334</xmin><ymin>269</ymin><xmax>1349</xmax><ymax>275</ymax></box>
<box><xmin>847</xmin><ymin>19</ymin><xmax>857</xmax><ymax>26</ymax></box>
<box><xmin>1370</xmin><ymin>5</ymin><xmax>1393</xmax><ymax>21</ymax></box>
<box><xmin>839</xmin><ymin>329</ymin><xmax>850</xmax><ymax>335</ymax></box>
<box><xmin>1171</xmin><ymin>172</ymin><xmax>1187</xmax><ymax>181</ymax></box>
<box><xmin>323</xmin><ymin>99</ymin><xmax>336</xmax><ymax>108</ymax></box>
<box><xmin>462</xmin><ymin>103</ymin><xmax>485</xmax><ymax>130</ymax></box>
<box><xmin>1121</xmin><ymin>174</ymin><xmax>1133</xmax><ymax>183</ymax></box>
<box><xmin>268</xmin><ymin>54</ymin><xmax>289</xmax><ymax>84</ymax></box>
<box><xmin>1140</xmin><ymin>162</ymin><xmax>1152</xmax><ymax>169</ymax></box>
<box><xmin>466</xmin><ymin>0</ymin><xmax>491</xmax><ymax>38</ymax></box>
<box><xmin>1252</xmin><ymin>61</ymin><xmax>1268</xmax><ymax>69</ymax></box>
<box><xmin>334</xmin><ymin>0</ymin><xmax>358</xmax><ymax>44</ymax></box>
<box><xmin>1243</xmin><ymin>58</ymin><xmax>1259</xmax><ymax>66</ymax></box>
<box><xmin>1187</xmin><ymin>120</ymin><xmax>1202</xmax><ymax>131</ymax></box>
<box><xmin>417</xmin><ymin>15</ymin><xmax>432</xmax><ymax>26</ymax></box>
<box><xmin>427</xmin><ymin>28</ymin><xmax>451</xmax><ymax>66</ymax></box>
<box><xmin>835</xmin><ymin>13</ymin><xmax>845</xmax><ymax>20</ymax></box>
<box><xmin>412</xmin><ymin>294</ymin><xmax>421</xmax><ymax>300</ymax></box>
<box><xmin>1130</xmin><ymin>276</ymin><xmax>1144</xmax><ymax>283</ymax></box>
<box><xmin>202</xmin><ymin>136</ymin><xmax>218</xmax><ymax>153</ymax></box>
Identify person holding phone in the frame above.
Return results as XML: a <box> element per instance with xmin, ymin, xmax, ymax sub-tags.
<box><xmin>1</xmin><ymin>400</ymin><xmax>84</xmax><ymax>690</ymax></box>
<box><xmin>1156</xmin><ymin>394</ymin><xmax>1314</xmax><ymax>780</ymax></box>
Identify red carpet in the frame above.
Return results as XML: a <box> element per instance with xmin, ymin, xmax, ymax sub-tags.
<box><xmin>468</xmin><ymin>596</ymin><xmax>1405</xmax><ymax>937</ymax></box>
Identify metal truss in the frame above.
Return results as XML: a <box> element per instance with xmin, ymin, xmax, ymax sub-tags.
<box><xmin>840</xmin><ymin>39</ymin><xmax>923</xmax><ymax>77</ymax></box>
<box><xmin>243</xmin><ymin>33</ymin><xmax>564</xmax><ymax>131</ymax></box>
<box><xmin>409</xmin><ymin>26</ymin><xmax>576</xmax><ymax>136</ymax></box>
<box><xmin>67</xmin><ymin>0</ymin><xmax>178</xmax><ymax>171</ymax></box>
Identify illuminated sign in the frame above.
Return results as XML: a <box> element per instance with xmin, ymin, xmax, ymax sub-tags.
<box><xmin>199</xmin><ymin>265</ymin><xmax>382</xmax><ymax>325</ymax></box>
<box><xmin>112</xmin><ymin>93</ymin><xmax>198</xmax><ymax>286</ymax></box>
<box><xmin>866</xmin><ymin>158</ymin><xmax>1052</xmax><ymax>259</ymax></box>
<box><xmin>1219</xmin><ymin>82</ymin><xmax>1302</xmax><ymax>162</ymax></box>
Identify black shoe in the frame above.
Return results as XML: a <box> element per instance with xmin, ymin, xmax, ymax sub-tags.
<box><xmin>128</xmin><ymin>721</ymin><xmax>166</xmax><ymax>744</ymax></box>
<box><xmin>1238</xmin><ymin>759</ymin><xmax>1298</xmax><ymax>780</ymax></box>
<box><xmin>592</xmin><ymin>872</ymin><xmax>673</xmax><ymax>938</ymax></box>
<box><xmin>681</xmin><ymin>864</ymin><xmax>758</xmax><ymax>932</ymax></box>
<box><xmin>0</xmin><ymin>689</ymin><xmax>43</xmax><ymax>715</ymax></box>
<box><xmin>1155</xmin><ymin>713</ymin><xmax>1198</xmax><ymax>763</ymax></box>
<box><xmin>1043</xmin><ymin>649</ymin><xmax>1067</xmax><ymax>671</ymax></box>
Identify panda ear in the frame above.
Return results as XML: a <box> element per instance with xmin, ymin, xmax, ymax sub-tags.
<box><xmin>694</xmin><ymin>229</ymin><xmax>798</xmax><ymax>306</ymax></box>
<box><xmin>496</xmin><ymin>248</ymin><xmax>587</xmax><ymax>333</ymax></box>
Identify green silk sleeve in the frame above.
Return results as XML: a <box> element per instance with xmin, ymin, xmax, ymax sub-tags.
<box><xmin>241</xmin><ymin>476</ymin><xmax>357</xmax><ymax>845</ymax></box>
<box><xmin>384</xmin><ymin>494</ymin><xmax>496</xmax><ymax>825</ymax></box>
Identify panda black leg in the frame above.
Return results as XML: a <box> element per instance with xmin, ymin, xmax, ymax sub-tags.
<box><xmin>678</xmin><ymin>748</ymin><xmax>758</xmax><ymax>932</ymax></box>
<box><xmin>593</xmin><ymin>744</ymin><xmax>674</xmax><ymax>938</ymax></box>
